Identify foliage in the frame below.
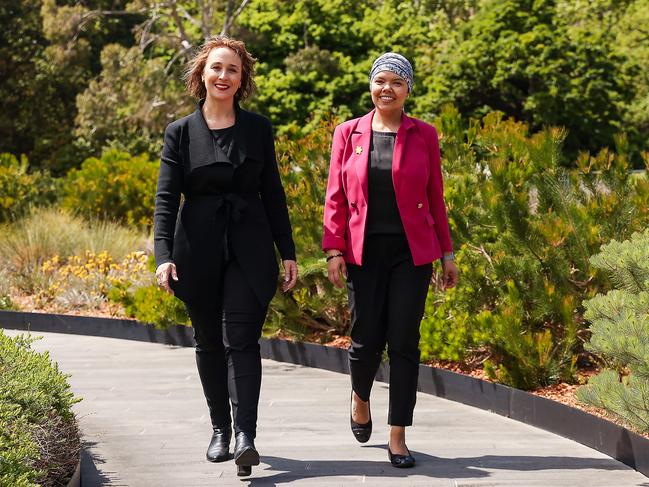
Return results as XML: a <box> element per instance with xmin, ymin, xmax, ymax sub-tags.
<box><xmin>0</xmin><ymin>330</ymin><xmax>80</xmax><ymax>486</ymax></box>
<box><xmin>614</xmin><ymin>0</ymin><xmax>649</xmax><ymax>153</ymax></box>
<box><xmin>418</xmin><ymin>106</ymin><xmax>649</xmax><ymax>389</ymax></box>
<box><xmin>0</xmin><ymin>207</ymin><xmax>147</xmax><ymax>294</ymax></box>
<box><xmin>108</xmin><ymin>283</ymin><xmax>190</xmax><ymax>329</ymax></box>
<box><xmin>576</xmin><ymin>231</ymin><xmax>649</xmax><ymax>432</ymax></box>
<box><xmin>3</xmin><ymin>0</ymin><xmax>649</xmax><ymax>166</ymax></box>
<box><xmin>62</xmin><ymin>149</ymin><xmax>158</xmax><ymax>228</ymax></box>
<box><xmin>0</xmin><ymin>0</ymin><xmax>140</xmax><ymax>173</ymax></box>
<box><xmin>415</xmin><ymin>0</ymin><xmax>634</xmax><ymax>156</ymax></box>
<box><xmin>0</xmin><ymin>153</ymin><xmax>58</xmax><ymax>222</ymax></box>
<box><xmin>37</xmin><ymin>250</ymin><xmax>149</xmax><ymax>311</ymax></box>
<box><xmin>266</xmin><ymin>257</ymin><xmax>348</xmax><ymax>340</ymax></box>
<box><xmin>265</xmin><ymin>120</ymin><xmax>349</xmax><ymax>339</ymax></box>
<box><xmin>74</xmin><ymin>44</ymin><xmax>189</xmax><ymax>158</ymax></box>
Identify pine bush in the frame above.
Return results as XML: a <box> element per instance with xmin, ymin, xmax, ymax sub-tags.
<box><xmin>419</xmin><ymin>106</ymin><xmax>649</xmax><ymax>389</ymax></box>
<box><xmin>576</xmin><ymin>231</ymin><xmax>649</xmax><ymax>432</ymax></box>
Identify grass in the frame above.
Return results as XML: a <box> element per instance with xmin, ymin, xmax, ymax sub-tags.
<box><xmin>0</xmin><ymin>207</ymin><xmax>149</xmax><ymax>293</ymax></box>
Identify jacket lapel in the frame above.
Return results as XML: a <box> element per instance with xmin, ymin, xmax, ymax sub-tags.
<box><xmin>187</xmin><ymin>100</ymin><xmax>264</xmax><ymax>172</ymax></box>
<box><xmin>187</xmin><ymin>102</ymin><xmax>219</xmax><ymax>172</ymax></box>
<box><xmin>231</xmin><ymin>105</ymin><xmax>264</xmax><ymax>164</ymax></box>
<box><xmin>351</xmin><ymin>110</ymin><xmax>374</xmax><ymax>205</ymax></box>
<box><xmin>392</xmin><ymin>113</ymin><xmax>416</xmax><ymax>192</ymax></box>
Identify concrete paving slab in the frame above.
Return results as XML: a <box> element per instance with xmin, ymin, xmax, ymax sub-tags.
<box><xmin>4</xmin><ymin>329</ymin><xmax>648</xmax><ymax>487</ymax></box>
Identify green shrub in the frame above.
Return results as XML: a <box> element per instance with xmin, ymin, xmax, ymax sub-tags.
<box><xmin>576</xmin><ymin>231</ymin><xmax>649</xmax><ymax>432</ymax></box>
<box><xmin>413</xmin><ymin>106</ymin><xmax>649</xmax><ymax>389</ymax></box>
<box><xmin>266</xmin><ymin>120</ymin><xmax>350</xmax><ymax>339</ymax></box>
<box><xmin>266</xmin><ymin>256</ymin><xmax>348</xmax><ymax>340</ymax></box>
<box><xmin>62</xmin><ymin>149</ymin><xmax>157</xmax><ymax>228</ymax></box>
<box><xmin>0</xmin><ymin>153</ymin><xmax>58</xmax><ymax>222</ymax></box>
<box><xmin>0</xmin><ymin>207</ymin><xmax>147</xmax><ymax>294</ymax></box>
<box><xmin>108</xmin><ymin>282</ymin><xmax>189</xmax><ymax>329</ymax></box>
<box><xmin>0</xmin><ymin>330</ymin><xmax>80</xmax><ymax>486</ymax></box>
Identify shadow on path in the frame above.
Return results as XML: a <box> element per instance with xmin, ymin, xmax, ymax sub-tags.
<box><xmin>80</xmin><ymin>441</ymin><xmax>122</xmax><ymax>487</ymax></box>
<box><xmin>242</xmin><ymin>444</ymin><xmax>636</xmax><ymax>485</ymax></box>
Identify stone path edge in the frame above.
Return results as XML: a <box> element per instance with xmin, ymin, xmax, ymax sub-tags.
<box><xmin>1</xmin><ymin>309</ymin><xmax>647</xmax><ymax>479</ymax></box>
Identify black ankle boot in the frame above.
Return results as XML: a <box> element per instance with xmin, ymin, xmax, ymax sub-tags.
<box><xmin>234</xmin><ymin>431</ymin><xmax>259</xmax><ymax>476</ymax></box>
<box><xmin>206</xmin><ymin>427</ymin><xmax>231</xmax><ymax>462</ymax></box>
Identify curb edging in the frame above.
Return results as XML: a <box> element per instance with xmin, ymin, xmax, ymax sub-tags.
<box><xmin>1</xmin><ymin>309</ymin><xmax>648</xmax><ymax>478</ymax></box>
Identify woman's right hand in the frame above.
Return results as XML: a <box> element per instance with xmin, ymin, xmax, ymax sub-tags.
<box><xmin>156</xmin><ymin>262</ymin><xmax>178</xmax><ymax>295</ymax></box>
<box><xmin>326</xmin><ymin>250</ymin><xmax>347</xmax><ymax>289</ymax></box>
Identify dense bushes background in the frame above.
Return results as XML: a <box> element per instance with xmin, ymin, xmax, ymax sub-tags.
<box><xmin>2</xmin><ymin>1</ymin><xmax>649</xmax><ymax>170</ymax></box>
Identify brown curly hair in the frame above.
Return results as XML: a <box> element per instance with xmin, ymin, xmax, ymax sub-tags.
<box><xmin>184</xmin><ymin>36</ymin><xmax>257</xmax><ymax>102</ymax></box>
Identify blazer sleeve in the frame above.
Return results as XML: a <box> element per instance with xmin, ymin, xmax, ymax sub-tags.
<box><xmin>322</xmin><ymin>124</ymin><xmax>349</xmax><ymax>252</ymax></box>
<box><xmin>427</xmin><ymin>126</ymin><xmax>453</xmax><ymax>253</ymax></box>
<box><xmin>153</xmin><ymin>122</ymin><xmax>183</xmax><ymax>267</ymax></box>
<box><xmin>260</xmin><ymin>119</ymin><xmax>296</xmax><ymax>261</ymax></box>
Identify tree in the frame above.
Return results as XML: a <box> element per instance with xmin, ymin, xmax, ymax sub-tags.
<box><xmin>414</xmin><ymin>0</ymin><xmax>634</xmax><ymax>157</ymax></box>
<box><xmin>0</xmin><ymin>0</ymin><xmax>141</xmax><ymax>173</ymax></box>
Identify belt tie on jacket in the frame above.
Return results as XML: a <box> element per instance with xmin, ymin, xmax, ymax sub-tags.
<box><xmin>213</xmin><ymin>193</ymin><xmax>248</xmax><ymax>262</ymax></box>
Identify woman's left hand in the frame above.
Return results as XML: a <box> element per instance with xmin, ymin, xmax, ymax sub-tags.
<box><xmin>281</xmin><ymin>260</ymin><xmax>298</xmax><ymax>292</ymax></box>
<box><xmin>442</xmin><ymin>260</ymin><xmax>459</xmax><ymax>289</ymax></box>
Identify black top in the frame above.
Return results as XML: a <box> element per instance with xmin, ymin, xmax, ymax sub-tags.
<box><xmin>366</xmin><ymin>131</ymin><xmax>405</xmax><ymax>235</ymax></box>
<box><xmin>211</xmin><ymin>126</ymin><xmax>240</xmax><ymax>168</ymax></box>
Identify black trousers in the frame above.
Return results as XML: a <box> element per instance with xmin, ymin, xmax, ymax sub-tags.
<box><xmin>346</xmin><ymin>234</ymin><xmax>432</xmax><ymax>426</ymax></box>
<box><xmin>184</xmin><ymin>259</ymin><xmax>266</xmax><ymax>437</ymax></box>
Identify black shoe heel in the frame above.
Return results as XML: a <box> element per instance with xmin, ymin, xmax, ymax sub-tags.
<box><xmin>388</xmin><ymin>445</ymin><xmax>416</xmax><ymax>468</ymax></box>
<box><xmin>234</xmin><ymin>431</ymin><xmax>260</xmax><ymax>474</ymax></box>
<box><xmin>350</xmin><ymin>391</ymin><xmax>372</xmax><ymax>443</ymax></box>
<box><xmin>237</xmin><ymin>465</ymin><xmax>252</xmax><ymax>477</ymax></box>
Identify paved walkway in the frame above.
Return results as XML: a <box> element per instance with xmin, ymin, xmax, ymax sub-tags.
<box><xmin>5</xmin><ymin>329</ymin><xmax>648</xmax><ymax>486</ymax></box>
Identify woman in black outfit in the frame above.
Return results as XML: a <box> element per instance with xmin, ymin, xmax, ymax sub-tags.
<box><xmin>153</xmin><ymin>36</ymin><xmax>297</xmax><ymax>477</ymax></box>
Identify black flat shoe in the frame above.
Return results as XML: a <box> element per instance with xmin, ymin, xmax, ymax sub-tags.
<box><xmin>350</xmin><ymin>391</ymin><xmax>372</xmax><ymax>443</ymax></box>
<box><xmin>206</xmin><ymin>427</ymin><xmax>231</xmax><ymax>462</ymax></box>
<box><xmin>234</xmin><ymin>432</ymin><xmax>259</xmax><ymax>476</ymax></box>
<box><xmin>388</xmin><ymin>445</ymin><xmax>416</xmax><ymax>468</ymax></box>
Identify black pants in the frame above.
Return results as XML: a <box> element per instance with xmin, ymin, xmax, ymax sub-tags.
<box><xmin>346</xmin><ymin>234</ymin><xmax>432</xmax><ymax>426</ymax></box>
<box><xmin>184</xmin><ymin>259</ymin><xmax>266</xmax><ymax>437</ymax></box>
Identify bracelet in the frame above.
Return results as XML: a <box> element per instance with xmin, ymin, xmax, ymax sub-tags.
<box><xmin>441</xmin><ymin>252</ymin><xmax>455</xmax><ymax>261</ymax></box>
<box><xmin>326</xmin><ymin>253</ymin><xmax>344</xmax><ymax>262</ymax></box>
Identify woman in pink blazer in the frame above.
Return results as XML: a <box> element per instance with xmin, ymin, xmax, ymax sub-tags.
<box><xmin>322</xmin><ymin>52</ymin><xmax>459</xmax><ymax>468</ymax></box>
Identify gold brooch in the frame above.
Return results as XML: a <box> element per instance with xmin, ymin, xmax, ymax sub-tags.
<box><xmin>355</xmin><ymin>146</ymin><xmax>363</xmax><ymax>154</ymax></box>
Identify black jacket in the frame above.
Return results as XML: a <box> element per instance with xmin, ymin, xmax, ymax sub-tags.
<box><xmin>153</xmin><ymin>100</ymin><xmax>295</xmax><ymax>307</ymax></box>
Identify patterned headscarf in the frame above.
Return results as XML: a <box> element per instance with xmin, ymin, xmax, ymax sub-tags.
<box><xmin>369</xmin><ymin>52</ymin><xmax>414</xmax><ymax>92</ymax></box>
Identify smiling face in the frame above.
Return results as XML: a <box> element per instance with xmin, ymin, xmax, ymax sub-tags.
<box><xmin>202</xmin><ymin>47</ymin><xmax>242</xmax><ymax>102</ymax></box>
<box><xmin>370</xmin><ymin>71</ymin><xmax>408</xmax><ymax>112</ymax></box>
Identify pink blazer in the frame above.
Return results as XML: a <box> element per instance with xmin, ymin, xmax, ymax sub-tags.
<box><xmin>322</xmin><ymin>110</ymin><xmax>453</xmax><ymax>266</ymax></box>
